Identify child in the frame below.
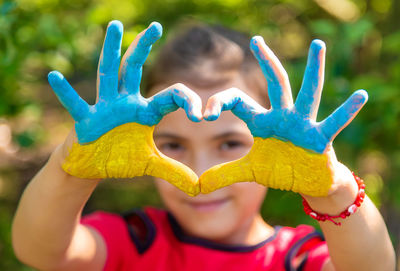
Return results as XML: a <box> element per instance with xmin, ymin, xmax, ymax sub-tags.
<box><xmin>12</xmin><ymin>20</ymin><xmax>395</xmax><ymax>270</ymax></box>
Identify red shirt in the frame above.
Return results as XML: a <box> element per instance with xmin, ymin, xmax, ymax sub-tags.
<box><xmin>81</xmin><ymin>207</ymin><xmax>329</xmax><ymax>270</ymax></box>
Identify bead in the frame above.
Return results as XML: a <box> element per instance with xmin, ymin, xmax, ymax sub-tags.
<box><xmin>348</xmin><ymin>204</ymin><xmax>358</xmax><ymax>214</ymax></box>
<box><xmin>302</xmin><ymin>172</ymin><xmax>366</xmax><ymax>226</ymax></box>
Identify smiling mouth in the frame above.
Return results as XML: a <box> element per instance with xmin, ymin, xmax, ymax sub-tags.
<box><xmin>186</xmin><ymin>198</ymin><xmax>230</xmax><ymax>212</ymax></box>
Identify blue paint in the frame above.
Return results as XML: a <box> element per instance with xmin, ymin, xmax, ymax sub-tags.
<box><xmin>48</xmin><ymin>21</ymin><xmax>202</xmax><ymax>144</ymax></box>
<box><xmin>319</xmin><ymin>89</ymin><xmax>368</xmax><ymax>141</ymax></box>
<box><xmin>250</xmin><ymin>36</ymin><xmax>293</xmax><ymax>109</ymax></box>
<box><xmin>98</xmin><ymin>20</ymin><xmax>123</xmax><ymax>101</ymax></box>
<box><xmin>205</xmin><ymin>38</ymin><xmax>368</xmax><ymax>154</ymax></box>
<box><xmin>294</xmin><ymin>39</ymin><xmax>325</xmax><ymax>119</ymax></box>
<box><xmin>47</xmin><ymin>71</ymin><xmax>89</xmax><ymax>122</ymax></box>
<box><xmin>119</xmin><ymin>22</ymin><xmax>163</xmax><ymax>95</ymax></box>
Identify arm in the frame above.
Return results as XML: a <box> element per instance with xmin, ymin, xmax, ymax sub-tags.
<box><xmin>12</xmin><ymin>132</ymin><xmax>106</xmax><ymax>270</ymax></box>
<box><xmin>304</xmin><ymin>160</ymin><xmax>395</xmax><ymax>271</ymax></box>
<box><xmin>12</xmin><ymin>20</ymin><xmax>202</xmax><ymax>270</ymax></box>
<box><xmin>201</xmin><ymin>37</ymin><xmax>395</xmax><ymax>270</ymax></box>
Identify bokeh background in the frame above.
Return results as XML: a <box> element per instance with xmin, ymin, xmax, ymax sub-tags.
<box><xmin>0</xmin><ymin>0</ymin><xmax>399</xmax><ymax>269</ymax></box>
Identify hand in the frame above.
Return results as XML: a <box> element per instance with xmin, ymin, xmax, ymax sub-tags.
<box><xmin>200</xmin><ymin>37</ymin><xmax>368</xmax><ymax>197</ymax></box>
<box><xmin>48</xmin><ymin>21</ymin><xmax>203</xmax><ymax>196</ymax></box>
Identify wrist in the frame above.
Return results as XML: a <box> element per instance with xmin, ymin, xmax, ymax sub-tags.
<box><xmin>50</xmin><ymin>143</ymin><xmax>102</xmax><ymax>184</ymax></box>
<box><xmin>301</xmin><ymin>162</ymin><xmax>359</xmax><ymax>215</ymax></box>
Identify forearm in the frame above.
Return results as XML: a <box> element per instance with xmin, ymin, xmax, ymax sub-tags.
<box><xmin>320</xmin><ymin>196</ymin><xmax>395</xmax><ymax>271</ymax></box>
<box><xmin>12</xmin><ymin>144</ymin><xmax>101</xmax><ymax>269</ymax></box>
<box><xmin>303</xmin><ymin>163</ymin><xmax>395</xmax><ymax>271</ymax></box>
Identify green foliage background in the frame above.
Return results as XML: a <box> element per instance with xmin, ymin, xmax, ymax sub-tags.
<box><xmin>0</xmin><ymin>0</ymin><xmax>399</xmax><ymax>269</ymax></box>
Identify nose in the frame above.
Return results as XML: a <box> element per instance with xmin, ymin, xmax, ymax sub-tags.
<box><xmin>190</xmin><ymin>148</ymin><xmax>217</xmax><ymax>177</ymax></box>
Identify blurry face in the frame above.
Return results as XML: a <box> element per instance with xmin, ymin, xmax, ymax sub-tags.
<box><xmin>150</xmin><ymin>77</ymin><xmax>268</xmax><ymax>242</ymax></box>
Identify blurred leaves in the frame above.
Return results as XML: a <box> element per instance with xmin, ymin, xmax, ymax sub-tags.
<box><xmin>0</xmin><ymin>0</ymin><xmax>400</xmax><ymax>269</ymax></box>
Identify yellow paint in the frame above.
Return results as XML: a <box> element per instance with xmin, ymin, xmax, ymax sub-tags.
<box><xmin>62</xmin><ymin>122</ymin><xmax>200</xmax><ymax>196</ymax></box>
<box><xmin>63</xmin><ymin>125</ymin><xmax>333</xmax><ymax>197</ymax></box>
<box><xmin>199</xmin><ymin>137</ymin><xmax>333</xmax><ymax>197</ymax></box>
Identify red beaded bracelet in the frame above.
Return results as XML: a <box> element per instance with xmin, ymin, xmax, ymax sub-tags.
<box><xmin>302</xmin><ymin>172</ymin><xmax>366</xmax><ymax>226</ymax></box>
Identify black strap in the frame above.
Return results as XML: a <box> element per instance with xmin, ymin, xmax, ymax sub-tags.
<box><xmin>284</xmin><ymin>231</ymin><xmax>324</xmax><ymax>271</ymax></box>
<box><xmin>121</xmin><ymin>208</ymin><xmax>157</xmax><ymax>254</ymax></box>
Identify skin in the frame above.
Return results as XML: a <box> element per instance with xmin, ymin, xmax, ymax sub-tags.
<box><xmin>150</xmin><ymin>78</ymin><xmax>274</xmax><ymax>245</ymax></box>
<box><xmin>47</xmin><ymin>21</ymin><xmax>202</xmax><ymax>144</ymax></box>
<box><xmin>47</xmin><ymin>21</ymin><xmax>203</xmax><ymax>193</ymax></box>
<box><xmin>197</xmin><ymin>38</ymin><xmax>369</xmax><ymax>196</ymax></box>
<box><xmin>12</xmin><ymin>20</ymin><xmax>395</xmax><ymax>271</ymax></box>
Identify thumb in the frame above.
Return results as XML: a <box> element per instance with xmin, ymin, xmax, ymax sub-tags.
<box><xmin>146</xmin><ymin>148</ymin><xmax>200</xmax><ymax>197</ymax></box>
<box><xmin>199</xmin><ymin>155</ymin><xmax>254</xmax><ymax>194</ymax></box>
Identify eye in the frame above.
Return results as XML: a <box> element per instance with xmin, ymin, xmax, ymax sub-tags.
<box><xmin>158</xmin><ymin>142</ymin><xmax>185</xmax><ymax>154</ymax></box>
<box><xmin>163</xmin><ymin>142</ymin><xmax>183</xmax><ymax>150</ymax></box>
<box><xmin>220</xmin><ymin>140</ymin><xmax>244</xmax><ymax>151</ymax></box>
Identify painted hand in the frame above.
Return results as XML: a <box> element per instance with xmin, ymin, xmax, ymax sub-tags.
<box><xmin>200</xmin><ymin>37</ymin><xmax>368</xmax><ymax>197</ymax></box>
<box><xmin>48</xmin><ymin>21</ymin><xmax>202</xmax><ymax>196</ymax></box>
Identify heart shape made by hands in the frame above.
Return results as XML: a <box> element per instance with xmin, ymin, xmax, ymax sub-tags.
<box><xmin>50</xmin><ymin>21</ymin><xmax>367</xmax><ymax>198</ymax></box>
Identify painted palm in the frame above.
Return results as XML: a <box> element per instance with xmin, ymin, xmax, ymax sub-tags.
<box><xmin>200</xmin><ymin>37</ymin><xmax>368</xmax><ymax>197</ymax></box>
<box><xmin>48</xmin><ymin>21</ymin><xmax>202</xmax><ymax>196</ymax></box>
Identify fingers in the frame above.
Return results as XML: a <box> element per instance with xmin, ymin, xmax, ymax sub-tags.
<box><xmin>250</xmin><ymin>36</ymin><xmax>293</xmax><ymax>109</ymax></box>
<box><xmin>199</xmin><ymin>156</ymin><xmax>254</xmax><ymax>193</ymax></box>
<box><xmin>48</xmin><ymin>71</ymin><xmax>89</xmax><ymax>122</ymax></box>
<box><xmin>319</xmin><ymin>90</ymin><xmax>368</xmax><ymax>142</ymax></box>
<box><xmin>295</xmin><ymin>39</ymin><xmax>326</xmax><ymax>120</ymax></box>
<box><xmin>203</xmin><ymin>88</ymin><xmax>266</xmax><ymax>123</ymax></box>
<box><xmin>119</xmin><ymin>22</ymin><xmax>162</xmax><ymax>95</ymax></box>
<box><xmin>146</xmin><ymin>150</ymin><xmax>200</xmax><ymax>196</ymax></box>
<box><xmin>97</xmin><ymin>20</ymin><xmax>123</xmax><ymax>102</ymax></box>
<box><xmin>148</xmin><ymin>83</ymin><xmax>203</xmax><ymax>122</ymax></box>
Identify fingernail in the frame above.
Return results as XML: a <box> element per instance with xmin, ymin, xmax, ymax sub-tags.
<box><xmin>355</xmin><ymin>89</ymin><xmax>368</xmax><ymax>103</ymax></box>
<box><xmin>108</xmin><ymin>20</ymin><xmax>123</xmax><ymax>37</ymax></box>
<box><xmin>189</xmin><ymin>109</ymin><xmax>202</xmax><ymax>122</ymax></box>
<box><xmin>250</xmin><ymin>37</ymin><xmax>259</xmax><ymax>52</ymax></box>
<box><xmin>48</xmin><ymin>71</ymin><xmax>63</xmax><ymax>85</ymax></box>
<box><xmin>204</xmin><ymin>109</ymin><xmax>219</xmax><ymax>121</ymax></box>
<box><xmin>148</xmin><ymin>22</ymin><xmax>163</xmax><ymax>38</ymax></box>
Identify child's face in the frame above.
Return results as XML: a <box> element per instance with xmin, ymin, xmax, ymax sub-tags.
<box><xmin>151</xmin><ymin>77</ymin><xmax>267</xmax><ymax>241</ymax></box>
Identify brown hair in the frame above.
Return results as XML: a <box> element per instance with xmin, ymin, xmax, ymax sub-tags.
<box><xmin>144</xmin><ymin>22</ymin><xmax>269</xmax><ymax>108</ymax></box>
